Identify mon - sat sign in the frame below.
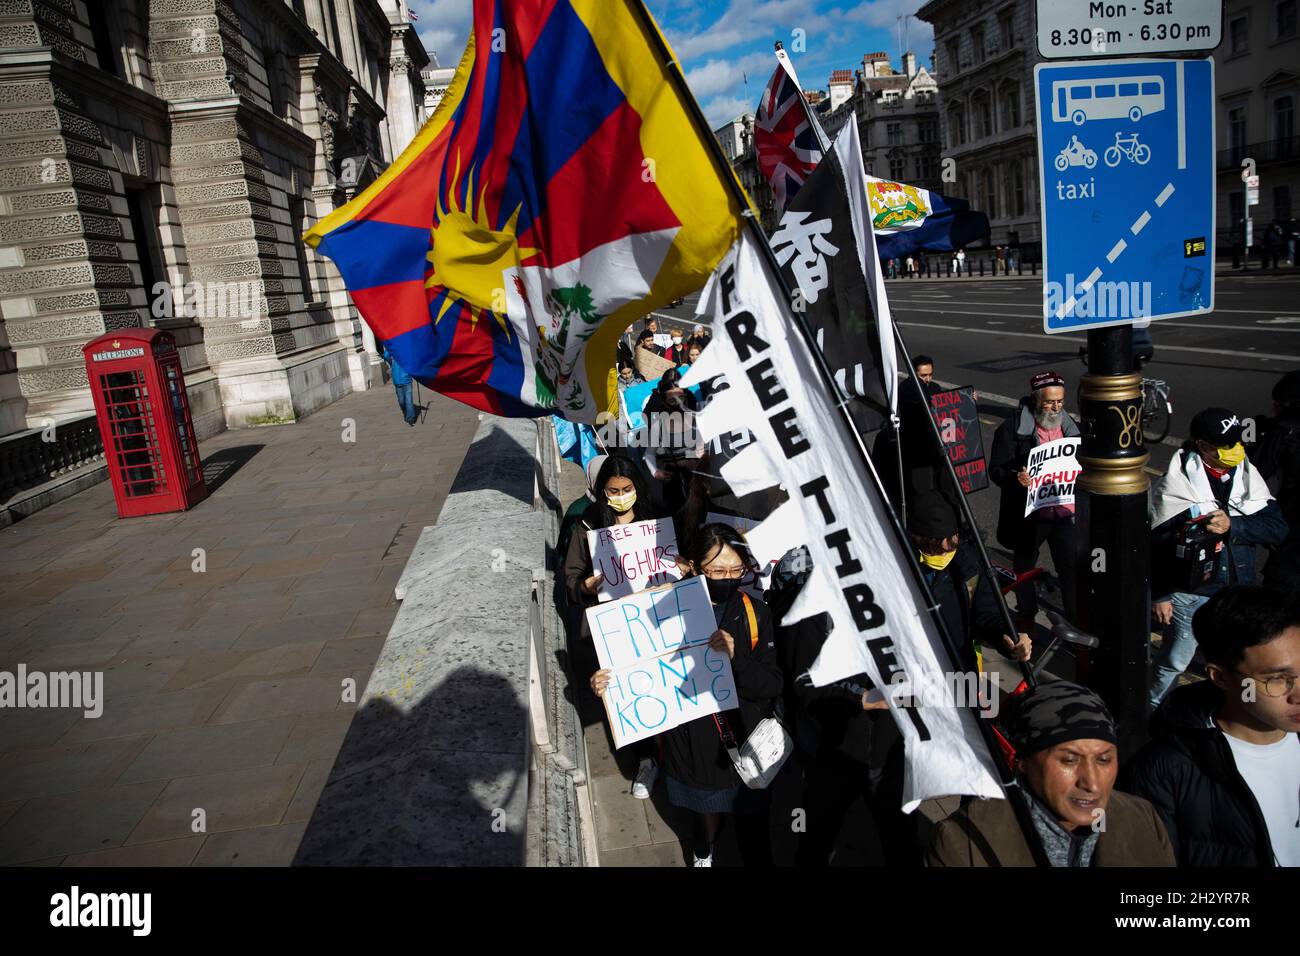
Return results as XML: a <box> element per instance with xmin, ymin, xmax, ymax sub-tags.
<box><xmin>1037</xmin><ymin>1</ymin><xmax>1222</xmax><ymax>59</ymax></box>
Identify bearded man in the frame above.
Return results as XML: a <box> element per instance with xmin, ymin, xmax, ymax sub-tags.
<box><xmin>989</xmin><ymin>371</ymin><xmax>1081</xmax><ymax>625</ymax></box>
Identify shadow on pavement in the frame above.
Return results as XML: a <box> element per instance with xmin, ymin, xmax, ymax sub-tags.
<box><xmin>200</xmin><ymin>444</ymin><xmax>264</xmax><ymax>495</ymax></box>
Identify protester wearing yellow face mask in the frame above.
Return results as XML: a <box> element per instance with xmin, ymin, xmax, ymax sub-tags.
<box><xmin>1148</xmin><ymin>407</ymin><xmax>1289</xmax><ymax>710</ymax></box>
<box><xmin>907</xmin><ymin>492</ymin><xmax>1034</xmax><ymax>670</ymax></box>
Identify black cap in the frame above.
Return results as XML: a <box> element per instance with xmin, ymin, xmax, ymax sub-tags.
<box><xmin>907</xmin><ymin>490</ymin><xmax>959</xmax><ymax>539</ymax></box>
<box><xmin>1003</xmin><ymin>680</ymin><xmax>1117</xmax><ymax>758</ymax></box>
<box><xmin>1189</xmin><ymin>407</ymin><xmax>1245</xmax><ymax>446</ymax></box>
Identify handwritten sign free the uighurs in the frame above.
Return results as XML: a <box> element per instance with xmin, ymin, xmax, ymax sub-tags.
<box><xmin>586</xmin><ymin>576</ymin><xmax>737</xmax><ymax>748</ymax></box>
<box><xmin>1023</xmin><ymin>436</ymin><xmax>1081</xmax><ymax>517</ymax></box>
<box><xmin>929</xmin><ymin>386</ymin><xmax>989</xmax><ymax>494</ymax></box>
<box><xmin>587</xmin><ymin>518</ymin><xmax>682</xmax><ymax>601</ymax></box>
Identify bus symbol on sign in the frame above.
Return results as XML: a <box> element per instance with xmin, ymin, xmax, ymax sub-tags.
<box><xmin>1052</xmin><ymin>76</ymin><xmax>1165</xmax><ymax>125</ymax></box>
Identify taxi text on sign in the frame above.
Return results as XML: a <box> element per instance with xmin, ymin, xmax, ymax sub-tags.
<box><xmin>1034</xmin><ymin>57</ymin><xmax>1215</xmax><ymax>333</ymax></box>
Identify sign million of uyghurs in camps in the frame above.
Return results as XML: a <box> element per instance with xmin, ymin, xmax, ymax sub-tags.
<box><xmin>680</xmin><ymin>233</ymin><xmax>1003</xmax><ymax>810</ymax></box>
<box><xmin>587</xmin><ymin>517</ymin><xmax>683</xmax><ymax>601</ymax></box>
<box><xmin>1024</xmin><ymin>436</ymin><xmax>1082</xmax><ymax>517</ymax></box>
<box><xmin>585</xmin><ymin>575</ymin><xmax>737</xmax><ymax>749</ymax></box>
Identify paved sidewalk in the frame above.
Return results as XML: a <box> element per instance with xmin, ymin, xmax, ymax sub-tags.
<box><xmin>0</xmin><ymin>384</ymin><xmax>478</xmax><ymax>865</ymax></box>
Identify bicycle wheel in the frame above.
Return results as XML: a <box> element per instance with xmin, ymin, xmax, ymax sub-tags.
<box><xmin>1143</xmin><ymin>394</ymin><xmax>1171</xmax><ymax>444</ymax></box>
<box><xmin>1104</xmin><ymin>146</ymin><xmax>1122</xmax><ymax>167</ymax></box>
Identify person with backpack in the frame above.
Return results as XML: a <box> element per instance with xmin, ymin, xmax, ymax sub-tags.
<box><xmin>592</xmin><ymin>523</ymin><xmax>782</xmax><ymax>867</ymax></box>
<box><xmin>380</xmin><ymin>343</ymin><xmax>418</xmax><ymax>426</ymax></box>
<box><xmin>1148</xmin><ymin>407</ymin><xmax>1289</xmax><ymax>709</ymax></box>
<box><xmin>1124</xmin><ymin>586</ymin><xmax>1300</xmax><ymax>867</ymax></box>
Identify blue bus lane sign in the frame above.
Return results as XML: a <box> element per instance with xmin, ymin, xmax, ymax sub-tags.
<box><xmin>1034</xmin><ymin>57</ymin><xmax>1215</xmax><ymax>333</ymax></box>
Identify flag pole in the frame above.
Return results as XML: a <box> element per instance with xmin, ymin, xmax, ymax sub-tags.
<box><xmin>775</xmin><ymin>40</ymin><xmax>1033</xmax><ymax>688</ymax></box>
<box><xmin>625</xmin><ymin>0</ymin><xmax>1048</xmax><ymax>863</ymax></box>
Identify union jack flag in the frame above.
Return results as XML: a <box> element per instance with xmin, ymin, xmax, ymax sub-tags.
<box><xmin>754</xmin><ymin>52</ymin><xmax>823</xmax><ymax>210</ymax></box>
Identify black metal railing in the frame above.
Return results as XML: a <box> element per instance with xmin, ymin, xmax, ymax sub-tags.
<box><xmin>0</xmin><ymin>413</ymin><xmax>105</xmax><ymax>502</ymax></box>
<box><xmin>1218</xmin><ymin>137</ymin><xmax>1300</xmax><ymax>170</ymax></box>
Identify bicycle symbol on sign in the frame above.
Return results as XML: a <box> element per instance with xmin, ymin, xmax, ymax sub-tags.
<box><xmin>1103</xmin><ymin>132</ymin><xmax>1151</xmax><ymax>168</ymax></box>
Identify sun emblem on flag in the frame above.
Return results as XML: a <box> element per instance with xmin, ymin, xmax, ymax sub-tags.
<box><xmin>425</xmin><ymin>152</ymin><xmax>537</xmax><ymax>336</ymax></box>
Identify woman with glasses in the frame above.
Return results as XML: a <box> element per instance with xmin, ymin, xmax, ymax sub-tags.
<box><xmin>1125</xmin><ymin>585</ymin><xmax>1300</xmax><ymax>867</ymax></box>
<box><xmin>591</xmin><ymin>523</ymin><xmax>783</xmax><ymax>866</ymax></box>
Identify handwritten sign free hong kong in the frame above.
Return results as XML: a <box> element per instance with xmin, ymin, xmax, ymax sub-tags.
<box><xmin>586</xmin><ymin>518</ymin><xmax>682</xmax><ymax>601</ymax></box>
<box><xmin>585</xmin><ymin>576</ymin><xmax>737</xmax><ymax>748</ymax></box>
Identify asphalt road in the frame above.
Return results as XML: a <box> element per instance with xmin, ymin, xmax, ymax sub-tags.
<box><xmin>649</xmin><ymin>269</ymin><xmax>1295</xmax><ymax>584</ymax></box>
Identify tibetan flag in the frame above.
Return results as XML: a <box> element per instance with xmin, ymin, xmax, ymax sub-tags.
<box><xmin>305</xmin><ymin>0</ymin><xmax>745</xmax><ymax>422</ymax></box>
<box><xmin>868</xmin><ymin>176</ymin><xmax>990</xmax><ymax>260</ymax></box>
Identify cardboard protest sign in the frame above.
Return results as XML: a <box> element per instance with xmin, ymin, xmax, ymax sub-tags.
<box><xmin>587</xmin><ymin>518</ymin><xmax>683</xmax><ymax>600</ymax></box>
<box><xmin>929</xmin><ymin>386</ymin><xmax>989</xmax><ymax>493</ymax></box>
<box><xmin>1023</xmin><ymin>436</ymin><xmax>1081</xmax><ymax>517</ymax></box>
<box><xmin>586</xmin><ymin>576</ymin><xmax>737</xmax><ymax>748</ymax></box>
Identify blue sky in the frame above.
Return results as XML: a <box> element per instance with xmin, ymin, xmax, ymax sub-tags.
<box><xmin>409</xmin><ymin>0</ymin><xmax>935</xmax><ymax>127</ymax></box>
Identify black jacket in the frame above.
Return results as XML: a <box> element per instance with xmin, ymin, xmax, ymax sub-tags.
<box><xmin>1122</xmin><ymin>681</ymin><xmax>1292</xmax><ymax>867</ymax></box>
<box><xmin>1254</xmin><ymin>408</ymin><xmax>1300</xmax><ymax>593</ymax></box>
<box><xmin>659</xmin><ymin>590</ymin><xmax>784</xmax><ymax>790</ymax></box>
<box><xmin>922</xmin><ymin>543</ymin><xmax>1012</xmax><ymax>673</ymax></box>
<box><xmin>988</xmin><ymin>398</ymin><xmax>1080</xmax><ymax>550</ymax></box>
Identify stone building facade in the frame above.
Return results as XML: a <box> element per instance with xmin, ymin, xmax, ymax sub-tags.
<box><xmin>917</xmin><ymin>0</ymin><xmax>1042</xmax><ymax>251</ymax></box>
<box><xmin>822</xmin><ymin>51</ymin><xmax>942</xmax><ymax>193</ymax></box>
<box><xmin>1214</xmin><ymin>1</ymin><xmax>1300</xmax><ymax>256</ymax></box>
<box><xmin>0</xmin><ymin>0</ymin><xmax>428</xmax><ymax>449</ymax></box>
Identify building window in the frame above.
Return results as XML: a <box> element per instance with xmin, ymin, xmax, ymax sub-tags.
<box><xmin>290</xmin><ymin>197</ymin><xmax>316</xmax><ymax>304</ymax></box>
<box><xmin>1278</xmin><ymin>0</ymin><xmax>1297</xmax><ymax>39</ymax></box>
<box><xmin>887</xmin><ymin>122</ymin><xmax>902</xmax><ymax>145</ymax></box>
<box><xmin>919</xmin><ymin>120</ymin><xmax>937</xmax><ymax>143</ymax></box>
<box><xmin>1230</xmin><ymin>16</ymin><xmax>1249</xmax><ymax>54</ymax></box>
<box><xmin>999</xmin><ymin>11</ymin><xmax>1014</xmax><ymax>50</ymax></box>
<box><xmin>1229</xmin><ymin>106</ymin><xmax>1248</xmax><ymax>152</ymax></box>
<box><xmin>1276</xmin><ymin>95</ymin><xmax>1295</xmax><ymax>144</ymax></box>
<box><xmin>1275</xmin><ymin>184</ymin><xmax>1293</xmax><ymax>220</ymax></box>
<box><xmin>125</xmin><ymin>186</ymin><xmax>166</xmax><ymax>321</ymax></box>
<box><xmin>984</xmin><ymin>169</ymin><xmax>997</xmax><ymax>219</ymax></box>
<box><xmin>972</xmin><ymin>27</ymin><xmax>985</xmax><ymax>64</ymax></box>
<box><xmin>1003</xmin><ymin>85</ymin><xmax>1021</xmax><ymax>129</ymax></box>
<box><xmin>946</xmin><ymin>39</ymin><xmax>960</xmax><ymax>75</ymax></box>
<box><xmin>950</xmin><ymin>107</ymin><xmax>966</xmax><ymax>146</ymax></box>
<box><xmin>974</xmin><ymin>93</ymin><xmax>993</xmax><ymax>138</ymax></box>
<box><xmin>85</xmin><ymin>2</ymin><xmax>122</xmax><ymax>78</ymax></box>
<box><xmin>890</xmin><ymin>154</ymin><xmax>906</xmax><ymax>181</ymax></box>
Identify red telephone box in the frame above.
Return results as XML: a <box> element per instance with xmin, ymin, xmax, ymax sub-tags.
<box><xmin>83</xmin><ymin>328</ymin><xmax>207</xmax><ymax>518</ymax></box>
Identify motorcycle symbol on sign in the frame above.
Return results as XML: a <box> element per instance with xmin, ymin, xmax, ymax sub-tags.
<box><xmin>1055</xmin><ymin>135</ymin><xmax>1098</xmax><ymax>171</ymax></box>
<box><xmin>1104</xmin><ymin>132</ymin><xmax>1151</xmax><ymax>167</ymax></box>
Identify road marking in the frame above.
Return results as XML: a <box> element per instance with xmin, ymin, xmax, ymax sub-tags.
<box><xmin>1131</xmin><ymin>211</ymin><xmax>1151</xmax><ymax>235</ymax></box>
<box><xmin>1156</xmin><ymin>182</ymin><xmax>1175</xmax><ymax>207</ymax></box>
<box><xmin>894</xmin><ymin>318</ymin><xmax>1300</xmax><ymax>361</ymax></box>
<box><xmin>892</xmin><ymin>304</ymin><xmax>1300</xmax><ymax>334</ymax></box>
<box><xmin>1106</xmin><ymin>239</ymin><xmax>1127</xmax><ymax>263</ymax></box>
<box><xmin>1258</xmin><ymin>317</ymin><xmax>1300</xmax><ymax>324</ymax></box>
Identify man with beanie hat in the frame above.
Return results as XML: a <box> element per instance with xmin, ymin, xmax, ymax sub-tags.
<box><xmin>907</xmin><ymin>490</ymin><xmax>1032</xmax><ymax>670</ymax></box>
<box><xmin>928</xmin><ymin>681</ymin><xmax>1175</xmax><ymax>866</ymax></box>
<box><xmin>1254</xmin><ymin>370</ymin><xmax>1300</xmax><ymax>593</ymax></box>
<box><xmin>988</xmin><ymin>370</ymin><xmax>1081</xmax><ymax>626</ymax></box>
<box><xmin>1149</xmin><ymin>406</ymin><xmax>1288</xmax><ymax>708</ymax></box>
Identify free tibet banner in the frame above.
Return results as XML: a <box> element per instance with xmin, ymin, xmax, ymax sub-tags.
<box><xmin>1023</xmin><ymin>436</ymin><xmax>1081</xmax><ymax>517</ymax></box>
<box><xmin>680</xmin><ymin>231</ymin><xmax>1003</xmax><ymax>811</ymax></box>
<box><xmin>929</xmin><ymin>386</ymin><xmax>989</xmax><ymax>494</ymax></box>
<box><xmin>585</xmin><ymin>576</ymin><xmax>737</xmax><ymax>748</ymax></box>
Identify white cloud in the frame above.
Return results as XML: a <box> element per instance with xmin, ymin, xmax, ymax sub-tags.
<box><xmin>703</xmin><ymin>94</ymin><xmax>751</xmax><ymax>128</ymax></box>
<box><xmin>412</xmin><ymin>0</ymin><xmax>472</xmax><ymax>65</ymax></box>
<box><xmin>685</xmin><ymin>50</ymin><xmax>773</xmax><ymax>101</ymax></box>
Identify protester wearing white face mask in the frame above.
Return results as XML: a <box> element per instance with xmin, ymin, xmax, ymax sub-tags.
<box><xmin>563</xmin><ymin>455</ymin><xmax>663</xmax><ymax>799</ymax></box>
<box><xmin>1149</xmin><ymin>407</ymin><xmax>1290</xmax><ymax>709</ymax></box>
